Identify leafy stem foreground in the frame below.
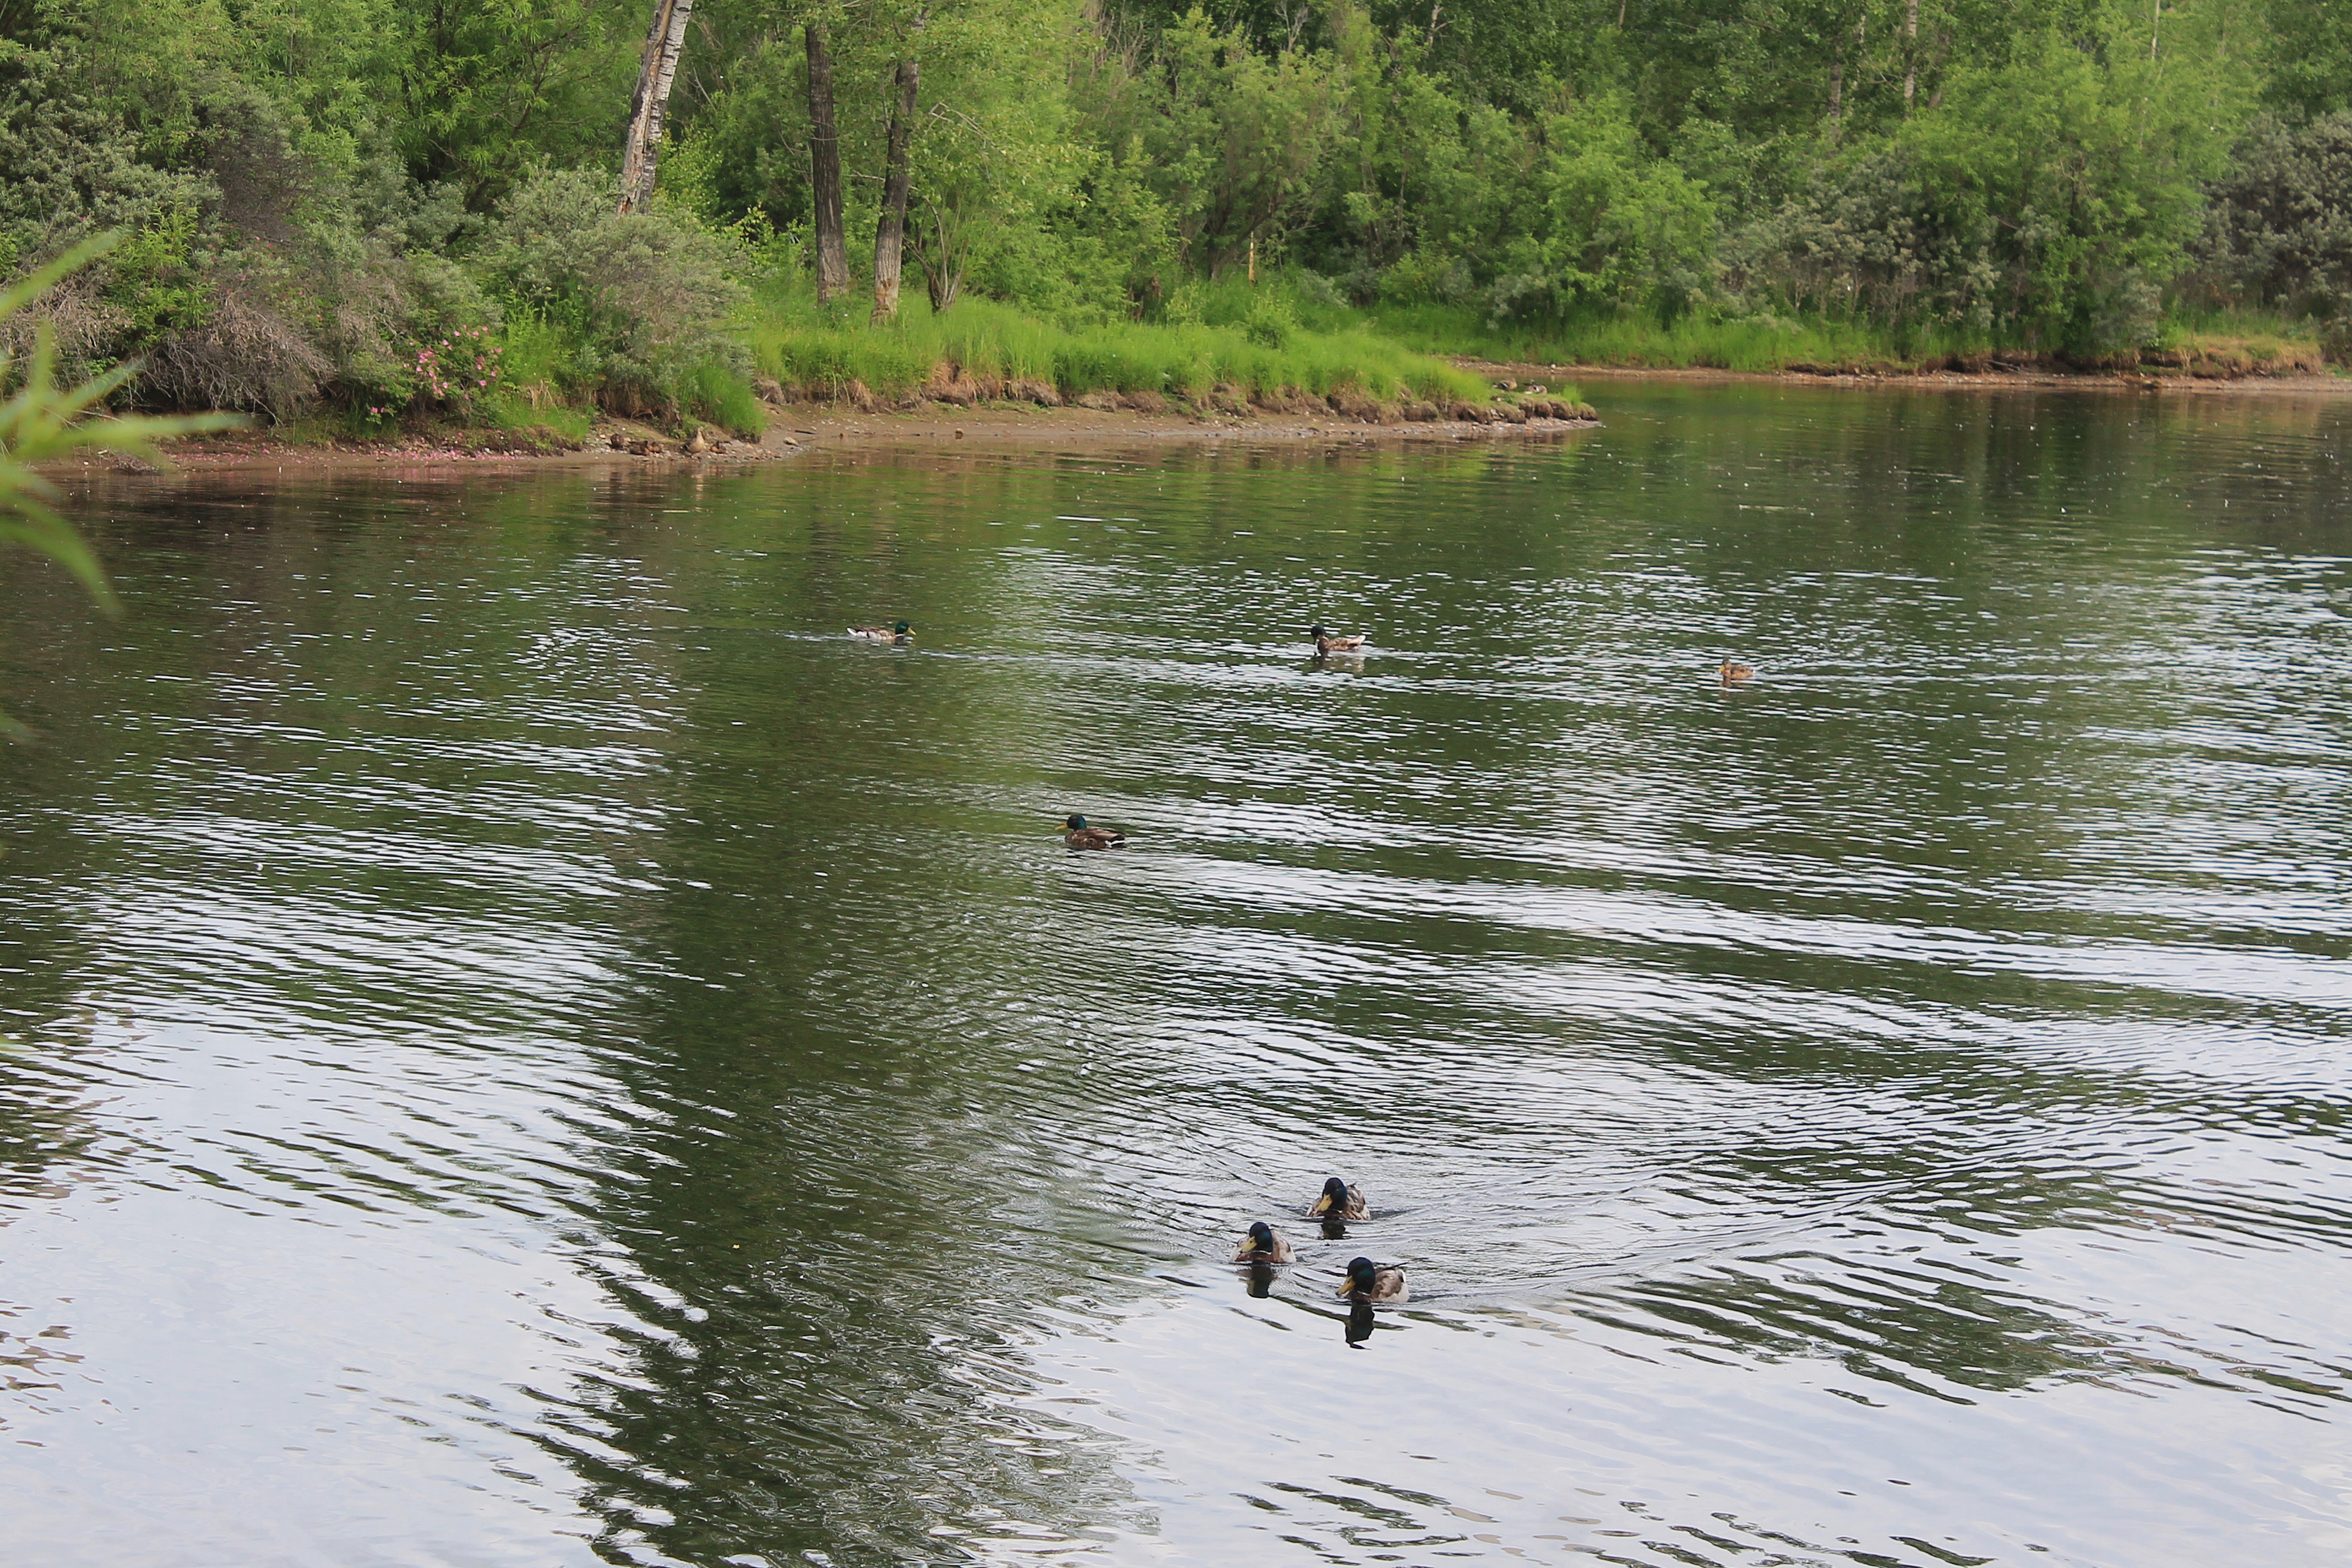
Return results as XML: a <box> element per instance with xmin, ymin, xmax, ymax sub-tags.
<box><xmin>1</xmin><ymin>233</ymin><xmax>241</xmax><ymax>734</ymax></box>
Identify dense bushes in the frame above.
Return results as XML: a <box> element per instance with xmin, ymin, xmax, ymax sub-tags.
<box><xmin>480</xmin><ymin>168</ymin><xmax>753</xmax><ymax>422</ymax></box>
<box><xmin>2188</xmin><ymin>113</ymin><xmax>2352</xmax><ymax>322</ymax></box>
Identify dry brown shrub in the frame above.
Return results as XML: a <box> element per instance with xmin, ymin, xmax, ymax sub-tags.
<box><xmin>143</xmin><ymin>285</ymin><xmax>330</xmax><ymax>421</ymax></box>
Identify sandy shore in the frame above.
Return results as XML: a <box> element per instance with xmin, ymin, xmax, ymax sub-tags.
<box><xmin>54</xmin><ymin>398</ymin><xmax>1601</xmax><ymax>481</ymax></box>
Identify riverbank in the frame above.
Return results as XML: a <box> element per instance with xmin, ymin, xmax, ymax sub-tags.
<box><xmin>62</xmin><ymin>396</ymin><xmax>1601</xmax><ymax>479</ymax></box>
<box><xmin>55</xmin><ymin>357</ymin><xmax>2352</xmax><ymax>484</ymax></box>
<box><xmin>1464</xmin><ymin>359</ymin><xmax>2352</xmax><ymax>395</ymax></box>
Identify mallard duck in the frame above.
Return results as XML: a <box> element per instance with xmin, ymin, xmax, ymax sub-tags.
<box><xmin>1337</xmin><ymin>1256</ymin><xmax>1408</xmax><ymax>1302</ymax></box>
<box><xmin>1064</xmin><ymin>813</ymin><xmax>1126</xmax><ymax>850</ymax></box>
<box><xmin>1308</xmin><ymin>1176</ymin><xmax>1368</xmax><ymax>1221</ymax></box>
<box><xmin>1232</xmin><ymin>1221</ymin><xmax>1294</xmax><ymax>1263</ymax></box>
<box><xmin>851</xmin><ymin>621</ymin><xmax>913</xmax><ymax>645</ymax></box>
<box><xmin>1719</xmin><ymin>657</ymin><xmax>1754</xmax><ymax>683</ymax></box>
<box><xmin>1309</xmin><ymin>624</ymin><xmax>1367</xmax><ymax>654</ymax></box>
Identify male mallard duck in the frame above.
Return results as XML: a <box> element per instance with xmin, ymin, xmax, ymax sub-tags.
<box><xmin>1308</xmin><ymin>1176</ymin><xmax>1368</xmax><ymax>1221</ymax></box>
<box><xmin>1064</xmin><ymin>813</ymin><xmax>1126</xmax><ymax>850</ymax></box>
<box><xmin>851</xmin><ymin>621</ymin><xmax>913</xmax><ymax>645</ymax></box>
<box><xmin>1337</xmin><ymin>1256</ymin><xmax>1408</xmax><ymax>1302</ymax></box>
<box><xmin>1309</xmin><ymin>624</ymin><xmax>1367</xmax><ymax>654</ymax></box>
<box><xmin>1719</xmin><ymin>657</ymin><xmax>1754</xmax><ymax>683</ymax></box>
<box><xmin>1232</xmin><ymin>1221</ymin><xmax>1294</xmax><ymax>1263</ymax></box>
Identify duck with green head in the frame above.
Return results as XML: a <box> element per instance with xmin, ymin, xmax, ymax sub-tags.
<box><xmin>1308</xmin><ymin>1176</ymin><xmax>1367</xmax><ymax>1221</ymax></box>
<box><xmin>1337</xmin><ymin>1256</ymin><xmax>1407</xmax><ymax>1302</ymax></box>
<box><xmin>1064</xmin><ymin>814</ymin><xmax>1126</xmax><ymax>850</ymax></box>
<box><xmin>1232</xmin><ymin>1221</ymin><xmax>1294</xmax><ymax>1263</ymax></box>
<box><xmin>851</xmin><ymin>620</ymin><xmax>913</xmax><ymax>645</ymax></box>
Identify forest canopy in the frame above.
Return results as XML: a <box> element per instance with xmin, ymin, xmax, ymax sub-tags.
<box><xmin>1</xmin><ymin>0</ymin><xmax>2346</xmax><ymax>428</ymax></box>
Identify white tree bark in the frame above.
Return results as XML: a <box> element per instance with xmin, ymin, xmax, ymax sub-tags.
<box><xmin>619</xmin><ymin>0</ymin><xmax>695</xmax><ymax>216</ymax></box>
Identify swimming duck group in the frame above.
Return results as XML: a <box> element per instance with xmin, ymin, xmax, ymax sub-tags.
<box><xmin>1232</xmin><ymin>1176</ymin><xmax>1407</xmax><ymax>1304</ymax></box>
<box><xmin>851</xmin><ymin>619</ymin><xmax>1760</xmax><ymax>850</ymax></box>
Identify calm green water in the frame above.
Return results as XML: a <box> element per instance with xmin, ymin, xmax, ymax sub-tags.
<box><xmin>3</xmin><ymin>385</ymin><xmax>2350</xmax><ymax>1568</ymax></box>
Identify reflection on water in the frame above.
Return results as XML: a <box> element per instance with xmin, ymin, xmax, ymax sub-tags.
<box><xmin>2</xmin><ymin>384</ymin><xmax>2350</xmax><ymax>1567</ymax></box>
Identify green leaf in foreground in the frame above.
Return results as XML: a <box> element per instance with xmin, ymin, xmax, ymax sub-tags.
<box><xmin>1</xmin><ymin>232</ymin><xmax>244</xmax><ymax>734</ymax></box>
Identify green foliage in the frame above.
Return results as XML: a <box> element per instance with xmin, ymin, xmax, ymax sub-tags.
<box><xmin>0</xmin><ymin>235</ymin><xmax>239</xmax><ymax>729</ymax></box>
<box><xmin>382</xmin><ymin>0</ymin><xmax>635</xmax><ymax>206</ymax></box>
<box><xmin>2260</xmin><ymin>0</ymin><xmax>2352</xmax><ymax>119</ymax></box>
<box><xmin>0</xmin><ymin>0</ymin><xmax>2332</xmax><ymax>412</ymax></box>
<box><xmin>678</xmin><ymin>361</ymin><xmax>764</xmax><ymax>437</ymax></box>
<box><xmin>480</xmin><ymin>166</ymin><xmax>750</xmax><ymax>417</ymax></box>
<box><xmin>1715</xmin><ymin>20</ymin><xmax>2244</xmax><ymax>355</ymax></box>
<box><xmin>1080</xmin><ymin>7</ymin><xmax>1342</xmax><ymax>274</ymax></box>
<box><xmin>1485</xmin><ymin>95</ymin><xmax>1719</xmax><ymax>322</ymax></box>
<box><xmin>0</xmin><ymin>41</ymin><xmax>219</xmax><ymax>374</ymax></box>
<box><xmin>2190</xmin><ymin>112</ymin><xmax>2352</xmax><ymax>318</ymax></box>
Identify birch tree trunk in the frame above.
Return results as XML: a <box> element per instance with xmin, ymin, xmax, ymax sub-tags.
<box><xmin>1903</xmin><ymin>0</ymin><xmax>1919</xmax><ymax>110</ymax></box>
<box><xmin>805</xmin><ymin>21</ymin><xmax>850</xmax><ymax>303</ymax></box>
<box><xmin>618</xmin><ymin>0</ymin><xmax>695</xmax><ymax>215</ymax></box>
<box><xmin>870</xmin><ymin>52</ymin><xmax>923</xmax><ymax>323</ymax></box>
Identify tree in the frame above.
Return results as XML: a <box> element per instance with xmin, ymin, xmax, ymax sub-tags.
<box><xmin>805</xmin><ymin>18</ymin><xmax>852</xmax><ymax>301</ymax></box>
<box><xmin>871</xmin><ymin>13</ymin><xmax>927</xmax><ymax>322</ymax></box>
<box><xmin>619</xmin><ymin>0</ymin><xmax>697</xmax><ymax>214</ymax></box>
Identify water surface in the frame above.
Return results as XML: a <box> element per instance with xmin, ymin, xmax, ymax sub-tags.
<box><xmin>3</xmin><ymin>384</ymin><xmax>2349</xmax><ymax>1567</ymax></box>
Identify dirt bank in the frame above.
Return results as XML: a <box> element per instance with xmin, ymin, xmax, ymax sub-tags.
<box><xmin>1463</xmin><ymin>358</ymin><xmax>2352</xmax><ymax>396</ymax></box>
<box><xmin>53</xmin><ymin>397</ymin><xmax>1599</xmax><ymax>481</ymax></box>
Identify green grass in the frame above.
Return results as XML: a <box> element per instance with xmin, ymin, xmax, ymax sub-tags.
<box><xmin>741</xmin><ymin>279</ymin><xmax>1496</xmax><ymax>407</ymax></box>
<box><xmin>496</xmin><ymin>309</ymin><xmax>588</xmax><ymax>407</ymax></box>
<box><xmin>484</xmin><ymin>397</ymin><xmax>594</xmax><ymax>443</ymax></box>
<box><xmin>1364</xmin><ymin>302</ymin><xmax>1990</xmax><ymax>373</ymax></box>
<box><xmin>2156</xmin><ymin>306</ymin><xmax>2323</xmax><ymax>344</ymax></box>
<box><xmin>678</xmin><ymin>362</ymin><xmax>765</xmax><ymax>437</ymax></box>
<box><xmin>1365</xmin><ymin>298</ymin><xmax>2345</xmax><ymax>377</ymax></box>
<box><xmin>2148</xmin><ymin>308</ymin><xmax>2331</xmax><ymax>374</ymax></box>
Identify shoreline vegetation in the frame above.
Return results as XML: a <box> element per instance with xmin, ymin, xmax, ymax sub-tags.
<box><xmin>4</xmin><ymin>0</ymin><xmax>2351</xmax><ymax>460</ymax></box>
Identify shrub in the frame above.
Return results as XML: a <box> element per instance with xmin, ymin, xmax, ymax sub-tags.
<box><xmin>481</xmin><ymin>167</ymin><xmax>751</xmax><ymax>421</ymax></box>
<box><xmin>1733</xmin><ymin>34</ymin><xmax>2234</xmax><ymax>355</ymax></box>
<box><xmin>0</xmin><ymin>43</ymin><xmax>219</xmax><ymax>380</ymax></box>
<box><xmin>2188</xmin><ymin>112</ymin><xmax>2352</xmax><ymax>318</ymax></box>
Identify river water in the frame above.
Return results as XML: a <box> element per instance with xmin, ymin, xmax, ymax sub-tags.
<box><xmin>2</xmin><ymin>384</ymin><xmax>2349</xmax><ymax>1568</ymax></box>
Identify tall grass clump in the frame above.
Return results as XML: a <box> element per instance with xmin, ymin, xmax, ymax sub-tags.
<box><xmin>678</xmin><ymin>362</ymin><xmax>765</xmax><ymax>435</ymax></box>
<box><xmin>740</xmin><ymin>274</ymin><xmax>1493</xmax><ymax>408</ymax></box>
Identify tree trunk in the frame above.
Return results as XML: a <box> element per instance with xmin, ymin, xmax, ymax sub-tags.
<box><xmin>805</xmin><ymin>21</ymin><xmax>850</xmax><ymax>303</ymax></box>
<box><xmin>916</xmin><ymin>206</ymin><xmax>962</xmax><ymax>313</ymax></box>
<box><xmin>921</xmin><ymin>244</ymin><xmax>961</xmax><ymax>313</ymax></box>
<box><xmin>1903</xmin><ymin>0</ymin><xmax>1918</xmax><ymax>110</ymax></box>
<box><xmin>870</xmin><ymin>52</ymin><xmax>923</xmax><ymax>323</ymax></box>
<box><xmin>1827</xmin><ymin>55</ymin><xmax>1842</xmax><ymax>134</ymax></box>
<box><xmin>618</xmin><ymin>0</ymin><xmax>695</xmax><ymax>215</ymax></box>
